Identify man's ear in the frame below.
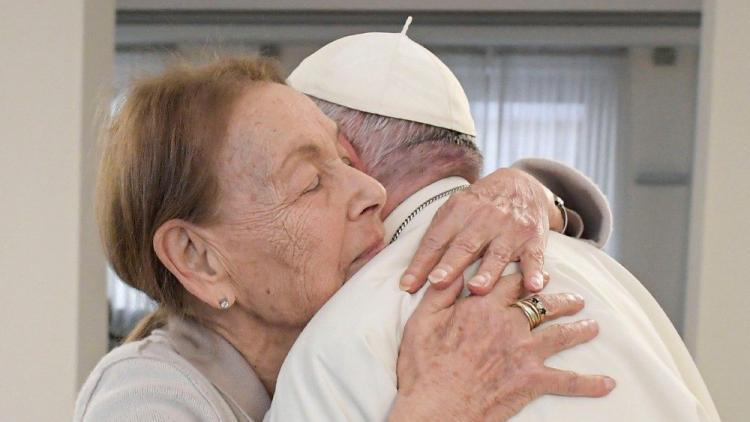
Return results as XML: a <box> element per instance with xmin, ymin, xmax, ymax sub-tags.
<box><xmin>153</xmin><ymin>219</ymin><xmax>236</xmax><ymax>310</ymax></box>
<box><xmin>338</xmin><ymin>132</ymin><xmax>366</xmax><ymax>172</ymax></box>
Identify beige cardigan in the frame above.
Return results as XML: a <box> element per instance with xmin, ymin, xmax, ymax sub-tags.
<box><xmin>74</xmin><ymin>158</ymin><xmax>612</xmax><ymax>421</ymax></box>
<box><xmin>74</xmin><ymin>316</ymin><xmax>270</xmax><ymax>421</ymax></box>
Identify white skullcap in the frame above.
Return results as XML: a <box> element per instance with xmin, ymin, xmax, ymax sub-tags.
<box><xmin>288</xmin><ymin>17</ymin><xmax>477</xmax><ymax>136</ymax></box>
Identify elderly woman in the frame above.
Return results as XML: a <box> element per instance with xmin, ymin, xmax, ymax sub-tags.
<box><xmin>74</xmin><ymin>57</ymin><xmax>609</xmax><ymax>421</ymax></box>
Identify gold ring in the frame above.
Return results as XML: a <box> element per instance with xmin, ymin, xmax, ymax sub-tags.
<box><xmin>511</xmin><ymin>295</ymin><xmax>547</xmax><ymax>330</ymax></box>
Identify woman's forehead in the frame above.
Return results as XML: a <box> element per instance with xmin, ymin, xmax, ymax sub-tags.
<box><xmin>222</xmin><ymin>83</ymin><xmax>338</xmax><ymax>178</ymax></box>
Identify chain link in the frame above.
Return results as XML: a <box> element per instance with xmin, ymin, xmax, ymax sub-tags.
<box><xmin>389</xmin><ymin>184</ymin><xmax>470</xmax><ymax>244</ymax></box>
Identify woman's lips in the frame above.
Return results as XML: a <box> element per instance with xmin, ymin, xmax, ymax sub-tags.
<box><xmin>355</xmin><ymin>238</ymin><xmax>386</xmax><ymax>265</ymax></box>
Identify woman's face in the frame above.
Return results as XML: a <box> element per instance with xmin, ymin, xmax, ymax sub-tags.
<box><xmin>209</xmin><ymin>83</ymin><xmax>386</xmax><ymax>327</ymax></box>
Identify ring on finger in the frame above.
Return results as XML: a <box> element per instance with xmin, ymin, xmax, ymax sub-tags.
<box><xmin>511</xmin><ymin>295</ymin><xmax>547</xmax><ymax>330</ymax></box>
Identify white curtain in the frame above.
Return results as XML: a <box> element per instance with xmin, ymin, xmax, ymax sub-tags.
<box><xmin>439</xmin><ymin>50</ymin><xmax>625</xmax><ymax>254</ymax></box>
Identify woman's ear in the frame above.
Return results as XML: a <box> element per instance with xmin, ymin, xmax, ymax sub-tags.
<box><xmin>153</xmin><ymin>219</ymin><xmax>236</xmax><ymax>310</ymax></box>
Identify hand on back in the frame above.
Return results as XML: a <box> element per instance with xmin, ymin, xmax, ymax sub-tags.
<box><xmin>390</xmin><ymin>273</ymin><xmax>615</xmax><ymax>421</ymax></box>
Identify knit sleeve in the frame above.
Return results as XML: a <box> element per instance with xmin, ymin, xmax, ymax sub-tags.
<box><xmin>511</xmin><ymin>158</ymin><xmax>613</xmax><ymax>249</ymax></box>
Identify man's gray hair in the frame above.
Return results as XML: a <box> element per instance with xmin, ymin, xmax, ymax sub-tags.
<box><xmin>311</xmin><ymin>97</ymin><xmax>483</xmax><ymax>188</ymax></box>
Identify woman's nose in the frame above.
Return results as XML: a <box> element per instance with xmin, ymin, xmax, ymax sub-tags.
<box><xmin>347</xmin><ymin>168</ymin><xmax>386</xmax><ymax>221</ymax></box>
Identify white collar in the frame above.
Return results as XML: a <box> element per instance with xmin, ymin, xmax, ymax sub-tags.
<box><xmin>384</xmin><ymin>176</ymin><xmax>470</xmax><ymax>243</ymax></box>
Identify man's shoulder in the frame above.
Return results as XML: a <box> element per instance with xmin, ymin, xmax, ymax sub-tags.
<box><xmin>301</xmin><ymin>252</ymin><xmax>411</xmax><ymax>340</ymax></box>
<box><xmin>286</xmin><ymin>237</ymin><xmax>429</xmax><ymax>367</ymax></box>
<box><xmin>270</xmin><ymin>243</ymin><xmax>418</xmax><ymax>422</ymax></box>
<box><xmin>318</xmin><ymin>239</ymin><xmax>418</xmax><ymax>316</ymax></box>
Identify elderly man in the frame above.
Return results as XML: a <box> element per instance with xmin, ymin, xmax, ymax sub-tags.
<box><xmin>267</xmin><ymin>26</ymin><xmax>719</xmax><ymax>422</ymax></box>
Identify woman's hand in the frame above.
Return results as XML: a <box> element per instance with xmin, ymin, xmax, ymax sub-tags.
<box><xmin>389</xmin><ymin>273</ymin><xmax>615</xmax><ymax>422</ymax></box>
<box><xmin>400</xmin><ymin>167</ymin><xmax>562</xmax><ymax>296</ymax></box>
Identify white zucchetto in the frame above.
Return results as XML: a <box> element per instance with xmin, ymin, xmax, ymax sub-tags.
<box><xmin>287</xmin><ymin>17</ymin><xmax>477</xmax><ymax>136</ymax></box>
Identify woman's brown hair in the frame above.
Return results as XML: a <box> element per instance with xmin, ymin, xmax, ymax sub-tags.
<box><xmin>97</xmin><ymin>56</ymin><xmax>285</xmax><ymax>342</ymax></box>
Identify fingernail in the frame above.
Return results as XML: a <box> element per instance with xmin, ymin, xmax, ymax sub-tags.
<box><xmin>400</xmin><ymin>274</ymin><xmax>416</xmax><ymax>291</ymax></box>
<box><xmin>428</xmin><ymin>267</ymin><xmax>449</xmax><ymax>284</ymax></box>
<box><xmin>468</xmin><ymin>273</ymin><xmax>489</xmax><ymax>289</ymax></box>
<box><xmin>582</xmin><ymin>319</ymin><xmax>598</xmax><ymax>329</ymax></box>
<box><xmin>604</xmin><ymin>377</ymin><xmax>616</xmax><ymax>391</ymax></box>
<box><xmin>530</xmin><ymin>272</ymin><xmax>544</xmax><ymax>290</ymax></box>
<box><xmin>567</xmin><ymin>293</ymin><xmax>583</xmax><ymax>302</ymax></box>
<box><xmin>542</xmin><ymin>271</ymin><xmax>550</xmax><ymax>282</ymax></box>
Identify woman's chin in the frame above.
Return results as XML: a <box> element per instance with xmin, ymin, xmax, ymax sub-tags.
<box><xmin>346</xmin><ymin>240</ymin><xmax>385</xmax><ymax>279</ymax></box>
<box><xmin>345</xmin><ymin>255</ymin><xmax>374</xmax><ymax>279</ymax></box>
<box><xmin>345</xmin><ymin>259</ymin><xmax>367</xmax><ymax>280</ymax></box>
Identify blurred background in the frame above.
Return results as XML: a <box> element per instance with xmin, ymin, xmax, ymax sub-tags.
<box><xmin>1</xmin><ymin>1</ymin><xmax>748</xmax><ymax>421</ymax></box>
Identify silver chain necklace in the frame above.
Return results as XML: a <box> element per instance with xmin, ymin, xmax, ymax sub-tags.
<box><xmin>389</xmin><ymin>184</ymin><xmax>470</xmax><ymax>244</ymax></box>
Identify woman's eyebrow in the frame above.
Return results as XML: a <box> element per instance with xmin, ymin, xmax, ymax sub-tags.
<box><xmin>278</xmin><ymin>144</ymin><xmax>322</xmax><ymax>175</ymax></box>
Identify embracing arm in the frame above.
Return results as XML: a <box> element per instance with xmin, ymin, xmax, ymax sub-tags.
<box><xmin>389</xmin><ymin>274</ymin><xmax>614</xmax><ymax>421</ymax></box>
<box><xmin>511</xmin><ymin>158</ymin><xmax>613</xmax><ymax>249</ymax></box>
<box><xmin>398</xmin><ymin>158</ymin><xmax>613</xmax><ymax>296</ymax></box>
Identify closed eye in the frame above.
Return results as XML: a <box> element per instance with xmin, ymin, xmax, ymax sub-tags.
<box><xmin>303</xmin><ymin>175</ymin><xmax>321</xmax><ymax>194</ymax></box>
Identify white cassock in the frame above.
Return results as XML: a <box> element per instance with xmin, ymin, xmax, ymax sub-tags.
<box><xmin>266</xmin><ymin>176</ymin><xmax>720</xmax><ymax>422</ymax></box>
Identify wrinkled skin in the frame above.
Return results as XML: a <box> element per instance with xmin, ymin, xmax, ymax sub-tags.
<box><xmin>400</xmin><ymin>167</ymin><xmax>559</xmax><ymax>296</ymax></box>
<box><xmin>390</xmin><ymin>273</ymin><xmax>616</xmax><ymax>421</ymax></box>
<box><xmin>207</xmin><ymin>82</ymin><xmax>386</xmax><ymax>328</ymax></box>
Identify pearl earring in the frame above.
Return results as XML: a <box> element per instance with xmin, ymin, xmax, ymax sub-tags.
<box><xmin>219</xmin><ymin>298</ymin><xmax>231</xmax><ymax>310</ymax></box>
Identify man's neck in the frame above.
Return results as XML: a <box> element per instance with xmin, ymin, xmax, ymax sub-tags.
<box><xmin>380</xmin><ymin>173</ymin><xmax>447</xmax><ymax>219</ymax></box>
<box><xmin>372</xmin><ymin>151</ymin><xmax>479</xmax><ymax>220</ymax></box>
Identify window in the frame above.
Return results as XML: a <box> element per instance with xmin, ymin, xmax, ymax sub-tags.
<box><xmin>439</xmin><ymin>50</ymin><xmax>625</xmax><ymax>254</ymax></box>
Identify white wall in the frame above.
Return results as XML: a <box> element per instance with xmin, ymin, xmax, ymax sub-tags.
<box><xmin>684</xmin><ymin>0</ymin><xmax>750</xmax><ymax>420</ymax></box>
<box><xmin>618</xmin><ymin>46</ymin><xmax>699</xmax><ymax>332</ymax></box>
<box><xmin>0</xmin><ymin>1</ymin><xmax>114</xmax><ymax>420</ymax></box>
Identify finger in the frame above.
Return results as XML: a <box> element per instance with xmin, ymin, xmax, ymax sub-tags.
<box><xmin>416</xmin><ymin>274</ymin><xmax>465</xmax><ymax>314</ymax></box>
<box><xmin>424</xmin><ymin>223</ymin><xmax>493</xmax><ymax>290</ymax></box>
<box><xmin>533</xmin><ymin>319</ymin><xmax>598</xmax><ymax>359</ymax></box>
<box><xmin>518</xmin><ymin>236</ymin><xmax>547</xmax><ymax>293</ymax></box>
<box><xmin>484</xmin><ymin>272</ymin><xmax>523</xmax><ymax>304</ymax></box>
<box><xmin>486</xmin><ymin>271</ymin><xmax>550</xmax><ymax>304</ymax></box>
<box><xmin>532</xmin><ymin>292</ymin><xmax>584</xmax><ymax>321</ymax></box>
<box><xmin>399</xmin><ymin>208</ymin><xmax>465</xmax><ymax>293</ymax></box>
<box><xmin>522</xmin><ymin>271</ymin><xmax>551</xmax><ymax>297</ymax></box>
<box><xmin>466</xmin><ymin>237</ymin><xmax>515</xmax><ymax>295</ymax></box>
<box><xmin>541</xmin><ymin>368</ymin><xmax>616</xmax><ymax>397</ymax></box>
